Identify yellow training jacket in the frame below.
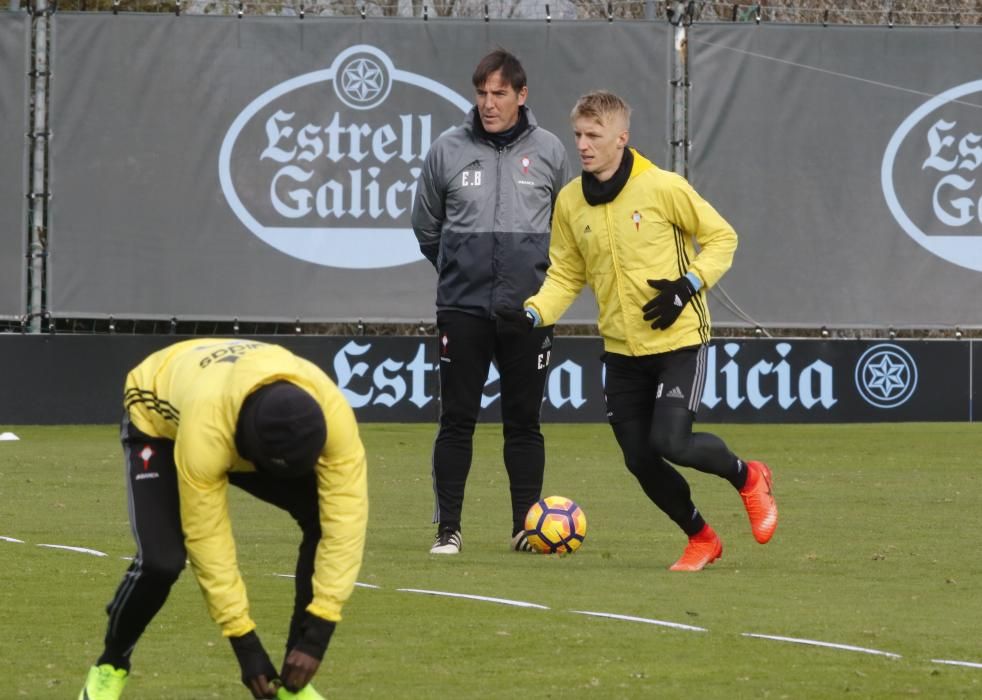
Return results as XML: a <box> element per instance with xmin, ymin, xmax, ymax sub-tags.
<box><xmin>526</xmin><ymin>150</ymin><xmax>737</xmax><ymax>355</ymax></box>
<box><xmin>124</xmin><ymin>339</ymin><xmax>368</xmax><ymax>638</ymax></box>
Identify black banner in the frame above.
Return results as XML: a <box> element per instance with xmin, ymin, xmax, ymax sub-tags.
<box><xmin>0</xmin><ymin>335</ymin><xmax>972</xmax><ymax>424</ymax></box>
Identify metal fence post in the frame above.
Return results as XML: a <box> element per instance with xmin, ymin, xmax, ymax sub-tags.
<box><xmin>669</xmin><ymin>0</ymin><xmax>690</xmax><ymax>178</ymax></box>
<box><xmin>28</xmin><ymin>0</ymin><xmax>49</xmax><ymax>333</ymax></box>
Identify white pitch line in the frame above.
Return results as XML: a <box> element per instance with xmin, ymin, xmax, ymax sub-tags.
<box><xmin>570</xmin><ymin>610</ymin><xmax>707</xmax><ymax>632</ymax></box>
<box><xmin>931</xmin><ymin>658</ymin><xmax>982</xmax><ymax>669</ymax></box>
<box><xmin>742</xmin><ymin>632</ymin><xmax>901</xmax><ymax>659</ymax></box>
<box><xmin>13</xmin><ymin>540</ymin><xmax>979</xmax><ymax>669</ymax></box>
<box><xmin>37</xmin><ymin>543</ymin><xmax>108</xmax><ymax>557</ymax></box>
<box><xmin>397</xmin><ymin>588</ymin><xmax>550</xmax><ymax>609</ymax></box>
<box><xmin>272</xmin><ymin>573</ymin><xmax>379</xmax><ymax>589</ymax></box>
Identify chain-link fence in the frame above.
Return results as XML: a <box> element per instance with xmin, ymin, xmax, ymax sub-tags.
<box><xmin>7</xmin><ymin>0</ymin><xmax>982</xmax><ymax>24</ymax></box>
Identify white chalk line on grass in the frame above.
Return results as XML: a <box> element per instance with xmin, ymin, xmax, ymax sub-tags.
<box><xmin>9</xmin><ymin>535</ymin><xmax>982</xmax><ymax>671</ymax></box>
<box><xmin>931</xmin><ymin>659</ymin><xmax>982</xmax><ymax>669</ymax></box>
<box><xmin>4</xmin><ymin>536</ymin><xmax>110</xmax><ymax>557</ymax></box>
<box><xmin>742</xmin><ymin>632</ymin><xmax>901</xmax><ymax>659</ymax></box>
<box><xmin>397</xmin><ymin>588</ymin><xmax>550</xmax><ymax>609</ymax></box>
<box><xmin>571</xmin><ymin>610</ymin><xmax>707</xmax><ymax>633</ymax></box>
<box><xmin>36</xmin><ymin>543</ymin><xmax>108</xmax><ymax>557</ymax></box>
<box><xmin>273</xmin><ymin>573</ymin><xmax>380</xmax><ymax>590</ymax></box>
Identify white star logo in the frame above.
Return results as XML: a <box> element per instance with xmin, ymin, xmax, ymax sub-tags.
<box><xmin>854</xmin><ymin>344</ymin><xmax>918</xmax><ymax>408</ymax></box>
<box><xmin>341</xmin><ymin>58</ymin><xmax>384</xmax><ymax>104</ymax></box>
<box><xmin>865</xmin><ymin>355</ymin><xmax>907</xmax><ymax>399</ymax></box>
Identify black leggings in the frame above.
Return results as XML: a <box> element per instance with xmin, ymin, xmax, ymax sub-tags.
<box><xmin>604</xmin><ymin>350</ymin><xmax>741</xmax><ymax>536</ymax></box>
<box><xmin>610</xmin><ymin>406</ymin><xmax>739</xmax><ymax>535</ymax></box>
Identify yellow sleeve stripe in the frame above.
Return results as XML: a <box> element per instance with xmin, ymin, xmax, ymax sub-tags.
<box><xmin>672</xmin><ymin>224</ymin><xmax>711</xmax><ymax>345</ymax></box>
<box><xmin>124</xmin><ymin>388</ymin><xmax>181</xmax><ymax>424</ymax></box>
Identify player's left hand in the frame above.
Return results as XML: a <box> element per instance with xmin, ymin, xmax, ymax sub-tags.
<box><xmin>281</xmin><ymin>613</ymin><xmax>336</xmax><ymax>692</ymax></box>
<box><xmin>642</xmin><ymin>277</ymin><xmax>696</xmax><ymax>330</ymax></box>
<box><xmin>280</xmin><ymin>648</ymin><xmax>321</xmax><ymax>693</ymax></box>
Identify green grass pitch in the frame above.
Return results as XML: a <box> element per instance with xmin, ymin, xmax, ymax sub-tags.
<box><xmin>2</xmin><ymin>422</ymin><xmax>981</xmax><ymax>699</ymax></box>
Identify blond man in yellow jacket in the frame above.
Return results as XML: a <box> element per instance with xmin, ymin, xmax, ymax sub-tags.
<box><xmin>79</xmin><ymin>339</ymin><xmax>367</xmax><ymax>700</ymax></box>
<box><xmin>498</xmin><ymin>91</ymin><xmax>777</xmax><ymax>571</ymax></box>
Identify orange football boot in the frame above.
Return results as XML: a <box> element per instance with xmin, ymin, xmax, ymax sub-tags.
<box><xmin>740</xmin><ymin>460</ymin><xmax>778</xmax><ymax>544</ymax></box>
<box><xmin>669</xmin><ymin>524</ymin><xmax>723</xmax><ymax>571</ymax></box>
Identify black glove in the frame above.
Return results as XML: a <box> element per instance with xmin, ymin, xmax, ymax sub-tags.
<box><xmin>642</xmin><ymin>277</ymin><xmax>696</xmax><ymax>330</ymax></box>
<box><xmin>495</xmin><ymin>307</ymin><xmax>535</xmax><ymax>335</ymax></box>
<box><xmin>230</xmin><ymin>631</ymin><xmax>278</xmax><ymax>698</ymax></box>
<box><xmin>291</xmin><ymin>612</ymin><xmax>337</xmax><ymax>662</ymax></box>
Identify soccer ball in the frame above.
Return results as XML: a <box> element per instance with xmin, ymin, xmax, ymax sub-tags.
<box><xmin>524</xmin><ymin>495</ymin><xmax>587</xmax><ymax>554</ymax></box>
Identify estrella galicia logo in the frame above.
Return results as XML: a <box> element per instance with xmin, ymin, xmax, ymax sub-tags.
<box><xmin>881</xmin><ymin>80</ymin><xmax>982</xmax><ymax>272</ymax></box>
<box><xmin>334</xmin><ymin>50</ymin><xmax>390</xmax><ymax>109</ymax></box>
<box><xmin>219</xmin><ymin>45</ymin><xmax>471</xmax><ymax>269</ymax></box>
<box><xmin>854</xmin><ymin>343</ymin><xmax>918</xmax><ymax>409</ymax></box>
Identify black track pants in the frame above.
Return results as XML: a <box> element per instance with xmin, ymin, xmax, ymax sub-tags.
<box><xmin>99</xmin><ymin>417</ymin><xmax>320</xmax><ymax>669</ymax></box>
<box><xmin>432</xmin><ymin>311</ymin><xmax>553</xmax><ymax>534</ymax></box>
<box><xmin>99</xmin><ymin>418</ymin><xmax>185</xmax><ymax>669</ymax></box>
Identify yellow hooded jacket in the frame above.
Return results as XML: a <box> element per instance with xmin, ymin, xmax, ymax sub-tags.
<box><xmin>526</xmin><ymin>149</ymin><xmax>737</xmax><ymax>355</ymax></box>
<box><xmin>123</xmin><ymin>339</ymin><xmax>368</xmax><ymax>638</ymax></box>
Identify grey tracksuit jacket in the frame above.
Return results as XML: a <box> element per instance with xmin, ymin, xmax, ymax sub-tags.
<box><xmin>411</xmin><ymin>107</ymin><xmax>570</xmax><ymax>317</ymax></box>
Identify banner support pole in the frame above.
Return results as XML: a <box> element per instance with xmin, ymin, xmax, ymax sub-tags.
<box><xmin>27</xmin><ymin>0</ymin><xmax>49</xmax><ymax>333</ymax></box>
<box><xmin>669</xmin><ymin>1</ymin><xmax>690</xmax><ymax>178</ymax></box>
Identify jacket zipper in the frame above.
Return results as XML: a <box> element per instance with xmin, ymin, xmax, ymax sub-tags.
<box><xmin>490</xmin><ymin>145</ymin><xmax>504</xmax><ymax>314</ymax></box>
<box><xmin>485</xmin><ymin>126</ymin><xmax>533</xmax><ymax>316</ymax></box>
<box><xmin>604</xmin><ymin>202</ymin><xmax>635</xmax><ymax>355</ymax></box>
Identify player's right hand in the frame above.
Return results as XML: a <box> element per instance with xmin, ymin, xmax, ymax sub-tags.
<box><xmin>230</xmin><ymin>630</ymin><xmax>279</xmax><ymax>698</ymax></box>
<box><xmin>494</xmin><ymin>307</ymin><xmax>535</xmax><ymax>334</ymax></box>
<box><xmin>245</xmin><ymin>673</ymin><xmax>278</xmax><ymax>699</ymax></box>
<box><xmin>280</xmin><ymin>612</ymin><xmax>337</xmax><ymax>691</ymax></box>
<box><xmin>280</xmin><ymin>648</ymin><xmax>321</xmax><ymax>693</ymax></box>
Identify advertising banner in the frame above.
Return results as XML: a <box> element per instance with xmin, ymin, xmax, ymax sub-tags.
<box><xmin>689</xmin><ymin>24</ymin><xmax>982</xmax><ymax>328</ymax></box>
<box><xmin>0</xmin><ymin>13</ymin><xmax>29</xmax><ymax>320</ymax></box>
<box><xmin>0</xmin><ymin>335</ymin><xmax>971</xmax><ymax>424</ymax></box>
<box><xmin>47</xmin><ymin>15</ymin><xmax>670</xmax><ymax>322</ymax></box>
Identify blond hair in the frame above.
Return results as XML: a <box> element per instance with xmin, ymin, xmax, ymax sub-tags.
<box><xmin>570</xmin><ymin>90</ymin><xmax>631</xmax><ymax>130</ymax></box>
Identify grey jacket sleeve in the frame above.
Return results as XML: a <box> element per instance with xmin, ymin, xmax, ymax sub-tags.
<box><xmin>411</xmin><ymin>146</ymin><xmax>445</xmax><ymax>269</ymax></box>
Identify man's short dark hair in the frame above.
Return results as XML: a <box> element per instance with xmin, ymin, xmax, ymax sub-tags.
<box><xmin>472</xmin><ymin>48</ymin><xmax>527</xmax><ymax>92</ymax></box>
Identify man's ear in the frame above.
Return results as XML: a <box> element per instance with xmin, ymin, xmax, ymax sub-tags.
<box><xmin>617</xmin><ymin>129</ymin><xmax>630</xmax><ymax>148</ymax></box>
<box><xmin>517</xmin><ymin>85</ymin><xmax>529</xmax><ymax>106</ymax></box>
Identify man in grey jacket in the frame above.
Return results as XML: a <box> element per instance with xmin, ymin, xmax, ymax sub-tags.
<box><xmin>412</xmin><ymin>48</ymin><xmax>570</xmax><ymax>555</ymax></box>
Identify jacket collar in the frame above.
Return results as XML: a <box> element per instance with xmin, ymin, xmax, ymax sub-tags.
<box><xmin>582</xmin><ymin>146</ymin><xmax>634</xmax><ymax>206</ymax></box>
<box><xmin>465</xmin><ymin>106</ymin><xmax>535</xmax><ymax>148</ymax></box>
